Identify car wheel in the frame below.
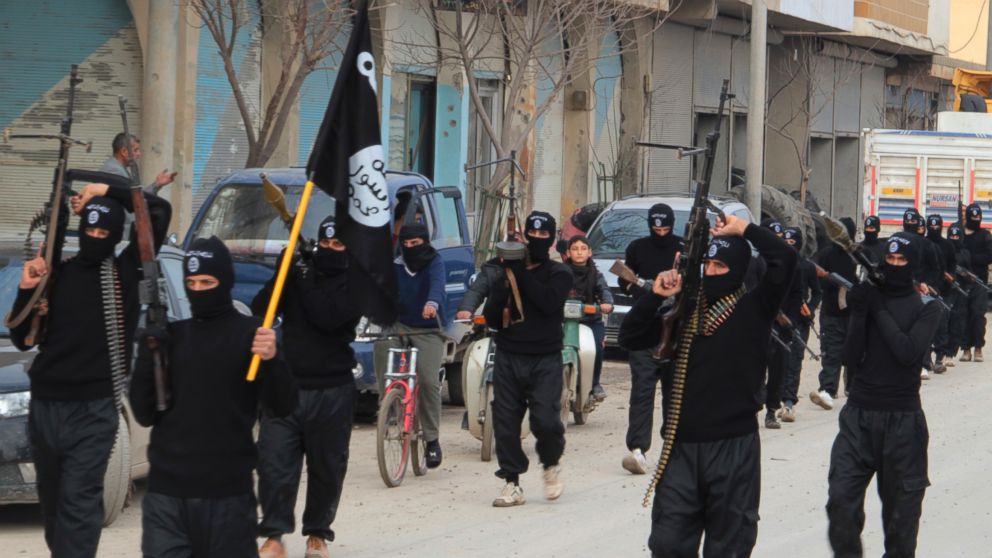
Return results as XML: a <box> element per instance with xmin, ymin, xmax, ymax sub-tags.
<box><xmin>102</xmin><ymin>412</ymin><xmax>131</xmax><ymax>527</ymax></box>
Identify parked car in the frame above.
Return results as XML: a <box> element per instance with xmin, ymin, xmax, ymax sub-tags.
<box><xmin>183</xmin><ymin>168</ymin><xmax>476</xmax><ymax>408</ymax></box>
<box><xmin>0</xmin><ymin>244</ymin><xmax>191</xmax><ymax>526</ymax></box>
<box><xmin>585</xmin><ymin>194</ymin><xmax>753</xmax><ymax>346</ymax></box>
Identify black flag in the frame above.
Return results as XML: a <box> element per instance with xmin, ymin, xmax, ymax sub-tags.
<box><xmin>307</xmin><ymin>0</ymin><xmax>397</xmax><ymax>325</ymax></box>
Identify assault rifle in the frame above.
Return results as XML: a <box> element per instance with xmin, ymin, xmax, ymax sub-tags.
<box><xmin>776</xmin><ymin>312</ymin><xmax>821</xmax><ymax>361</ymax></box>
<box><xmin>637</xmin><ymin>79</ymin><xmax>733</xmax><ymax>508</ymax></box>
<box><xmin>119</xmin><ymin>96</ymin><xmax>171</xmax><ymax>411</ymax></box>
<box><xmin>647</xmin><ymin>79</ymin><xmax>733</xmax><ymax>360</ymax></box>
<box><xmin>956</xmin><ymin>265</ymin><xmax>992</xmax><ymax>293</ymax></box>
<box><xmin>3</xmin><ymin>65</ymin><xmax>90</xmax><ymax>343</ymax></box>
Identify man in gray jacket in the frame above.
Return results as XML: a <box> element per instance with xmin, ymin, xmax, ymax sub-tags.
<box><xmin>100</xmin><ymin>133</ymin><xmax>176</xmax><ymax>194</ymax></box>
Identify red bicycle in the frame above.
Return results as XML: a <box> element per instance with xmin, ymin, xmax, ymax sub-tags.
<box><xmin>376</xmin><ymin>346</ymin><xmax>428</xmax><ymax>487</ymax></box>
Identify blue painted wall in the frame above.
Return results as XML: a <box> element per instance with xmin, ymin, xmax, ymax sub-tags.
<box><xmin>0</xmin><ymin>0</ymin><xmax>132</xmax><ymax>129</ymax></box>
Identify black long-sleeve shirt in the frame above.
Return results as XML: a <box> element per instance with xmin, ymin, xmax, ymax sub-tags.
<box><xmin>843</xmin><ymin>289</ymin><xmax>941</xmax><ymax>412</ymax></box>
<box><xmin>618</xmin><ymin>225</ymin><xmax>798</xmax><ymax>442</ymax></box>
<box><xmin>816</xmin><ymin>244</ymin><xmax>857</xmax><ymax>317</ymax></box>
<box><xmin>9</xmin><ymin>185</ymin><xmax>171</xmax><ymax>400</ymax></box>
<box><xmin>482</xmin><ymin>260</ymin><xmax>572</xmax><ymax>354</ymax></box>
<box><xmin>251</xmin><ymin>266</ymin><xmax>360</xmax><ymax>389</ymax></box>
<box><xmin>620</xmin><ymin>235</ymin><xmax>683</xmax><ymax>299</ymax></box>
<box><xmin>129</xmin><ymin>308</ymin><xmax>297</xmax><ymax>498</ymax></box>
<box><xmin>928</xmin><ymin>235</ymin><xmax>957</xmax><ymax>294</ymax></box>
<box><xmin>918</xmin><ymin>236</ymin><xmax>944</xmax><ymax>289</ymax></box>
<box><xmin>963</xmin><ymin>228</ymin><xmax>992</xmax><ymax>283</ymax></box>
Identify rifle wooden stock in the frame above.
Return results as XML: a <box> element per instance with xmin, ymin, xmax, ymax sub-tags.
<box><xmin>120</xmin><ymin>96</ymin><xmax>171</xmax><ymax>410</ymax></box>
<box><xmin>609</xmin><ymin>260</ymin><xmax>649</xmax><ymax>291</ymax></box>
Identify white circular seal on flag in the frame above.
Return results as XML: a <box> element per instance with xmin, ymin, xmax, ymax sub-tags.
<box><xmin>888</xmin><ymin>241</ymin><xmax>898</xmax><ymax>253</ymax></box>
<box><xmin>187</xmin><ymin>256</ymin><xmax>200</xmax><ymax>273</ymax></box>
<box><xmin>348</xmin><ymin>144</ymin><xmax>389</xmax><ymax>228</ymax></box>
<box><xmin>87</xmin><ymin>210</ymin><xmax>99</xmax><ymax>225</ymax></box>
<box><xmin>708</xmin><ymin>244</ymin><xmax>718</xmax><ymax>257</ymax></box>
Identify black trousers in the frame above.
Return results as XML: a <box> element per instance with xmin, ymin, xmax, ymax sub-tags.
<box><xmin>945</xmin><ymin>288</ymin><xmax>969</xmax><ymax>356</ymax></box>
<box><xmin>29</xmin><ymin>397</ymin><xmax>118</xmax><ymax>558</ymax></box>
<box><xmin>142</xmin><ymin>492</ymin><xmax>257</xmax><ymax>557</ymax></box>
<box><xmin>492</xmin><ymin>350</ymin><xmax>565</xmax><ymax>477</ymax></box>
<box><xmin>782</xmin><ymin>319</ymin><xmax>811</xmax><ymax>405</ymax></box>
<box><xmin>932</xmin><ymin>290</ymin><xmax>955</xmax><ymax>359</ymax></box>
<box><xmin>257</xmin><ymin>384</ymin><xmax>355</xmax><ymax>541</ymax></box>
<box><xmin>827</xmin><ymin>405</ymin><xmax>930</xmax><ymax>558</ymax></box>
<box><xmin>626</xmin><ymin>348</ymin><xmax>670</xmax><ymax>452</ymax></box>
<box><xmin>963</xmin><ymin>285</ymin><xmax>988</xmax><ymax>350</ymax></box>
<box><xmin>648</xmin><ymin>432</ymin><xmax>760</xmax><ymax>558</ymax></box>
<box><xmin>817</xmin><ymin>314</ymin><xmax>849</xmax><ymax>397</ymax></box>
<box><xmin>765</xmin><ymin>325</ymin><xmax>788</xmax><ymax>412</ymax></box>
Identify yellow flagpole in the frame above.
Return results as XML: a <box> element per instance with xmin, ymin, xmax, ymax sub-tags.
<box><xmin>246</xmin><ymin>178</ymin><xmax>316</xmax><ymax>381</ymax></box>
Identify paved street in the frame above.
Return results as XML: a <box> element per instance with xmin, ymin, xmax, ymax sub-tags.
<box><xmin>2</xmin><ymin>339</ymin><xmax>992</xmax><ymax>557</ymax></box>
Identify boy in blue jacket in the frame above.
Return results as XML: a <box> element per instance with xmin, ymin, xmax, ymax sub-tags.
<box><xmin>374</xmin><ymin>222</ymin><xmax>447</xmax><ymax>467</ymax></box>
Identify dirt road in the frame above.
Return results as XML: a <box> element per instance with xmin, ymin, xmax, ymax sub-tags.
<box><xmin>2</xmin><ymin>347</ymin><xmax>991</xmax><ymax>557</ymax></box>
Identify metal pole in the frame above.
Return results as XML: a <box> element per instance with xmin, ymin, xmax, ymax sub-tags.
<box><xmin>987</xmin><ymin>1</ymin><xmax>992</xmax><ymax>71</ymax></box>
<box><xmin>746</xmin><ymin>0</ymin><xmax>767</xmax><ymax>218</ymax></box>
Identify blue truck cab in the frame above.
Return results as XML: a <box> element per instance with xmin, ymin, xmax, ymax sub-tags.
<box><xmin>183</xmin><ymin>168</ymin><xmax>475</xmax><ymax>404</ymax></box>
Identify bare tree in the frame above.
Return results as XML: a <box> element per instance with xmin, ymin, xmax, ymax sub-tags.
<box><xmin>188</xmin><ymin>0</ymin><xmax>352</xmax><ymax>167</ymax></box>
<box><xmin>396</xmin><ymin>0</ymin><xmax>663</xmax><ymax>263</ymax></box>
<box><xmin>765</xmin><ymin>37</ymin><xmax>883</xmax><ymax>202</ymax></box>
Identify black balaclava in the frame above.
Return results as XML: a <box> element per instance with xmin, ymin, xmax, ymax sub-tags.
<box><xmin>648</xmin><ymin>203</ymin><xmax>676</xmax><ymax>248</ymax></box>
<box><xmin>880</xmin><ymin>232</ymin><xmax>920</xmax><ymax>296</ymax></box>
<box><xmin>703</xmin><ymin>236</ymin><xmax>751</xmax><ymax>300</ymax></box>
<box><xmin>840</xmin><ymin>217</ymin><xmax>856</xmax><ymax>241</ymax></box>
<box><xmin>966</xmin><ymin>203</ymin><xmax>983</xmax><ymax>231</ymax></box>
<box><xmin>926</xmin><ymin>214</ymin><xmax>943</xmax><ymax>241</ymax></box>
<box><xmin>525</xmin><ymin>211</ymin><xmax>556</xmax><ymax>263</ymax></box>
<box><xmin>864</xmin><ymin>215</ymin><xmax>881</xmax><ymax>243</ymax></box>
<box><xmin>313</xmin><ymin>215</ymin><xmax>348</xmax><ymax>273</ymax></box>
<box><xmin>184</xmin><ymin>236</ymin><xmax>235</xmax><ymax>319</ymax></box>
<box><xmin>782</xmin><ymin>227</ymin><xmax>803</xmax><ymax>252</ymax></box>
<box><xmin>902</xmin><ymin>209</ymin><xmax>922</xmax><ymax>235</ymax></box>
<box><xmin>948</xmin><ymin>225</ymin><xmax>964</xmax><ymax>249</ymax></box>
<box><xmin>398</xmin><ymin>222</ymin><xmax>437</xmax><ymax>273</ymax></box>
<box><xmin>77</xmin><ymin>197</ymin><xmax>125</xmax><ymax>266</ymax></box>
<box><xmin>760</xmin><ymin>218</ymin><xmax>784</xmax><ymax>237</ymax></box>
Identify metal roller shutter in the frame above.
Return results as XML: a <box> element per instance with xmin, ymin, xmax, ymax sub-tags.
<box><xmin>0</xmin><ymin>1</ymin><xmax>141</xmax><ymax>239</ymax></box>
<box><xmin>646</xmin><ymin>23</ymin><xmax>693</xmax><ymax>193</ymax></box>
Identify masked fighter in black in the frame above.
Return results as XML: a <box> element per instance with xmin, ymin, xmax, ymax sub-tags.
<box><xmin>619</xmin><ymin>215</ymin><xmax>796</xmax><ymax>557</ymax></box>
<box><xmin>826</xmin><ymin>232</ymin><xmax>940</xmax><ymax>557</ymax></box>
<box><xmin>925</xmin><ymin>214</ymin><xmax>957</xmax><ymax>373</ymax></box>
<box><xmin>9</xmin><ymin>181</ymin><xmax>170</xmax><ymax>558</ymax></box>
<box><xmin>960</xmin><ymin>203</ymin><xmax>992</xmax><ymax>362</ymax></box>
<box><xmin>779</xmin><ymin>227</ymin><xmax>822</xmax><ymax>423</ymax></box>
<box><xmin>130</xmin><ymin>237</ymin><xmax>297</xmax><ymax>557</ymax></box>
<box><xmin>253</xmin><ymin>216</ymin><xmax>361</xmax><ymax>558</ymax></box>
<box><xmin>483</xmin><ymin>211</ymin><xmax>572</xmax><ymax>507</ymax></box>
<box><xmin>618</xmin><ymin>203</ymin><xmax>683</xmax><ymax>475</ymax></box>
<box><xmin>860</xmin><ymin>215</ymin><xmax>885</xmax><ymax>265</ymax></box>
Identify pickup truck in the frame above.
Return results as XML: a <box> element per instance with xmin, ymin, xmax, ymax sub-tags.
<box><xmin>183</xmin><ymin>168</ymin><xmax>476</xmax><ymax>408</ymax></box>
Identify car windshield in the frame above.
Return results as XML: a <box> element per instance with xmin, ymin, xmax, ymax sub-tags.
<box><xmin>587</xmin><ymin>208</ymin><xmax>720</xmax><ymax>258</ymax></box>
<box><xmin>190</xmin><ymin>183</ymin><xmax>335</xmax><ymax>261</ymax></box>
<box><xmin>0</xmin><ymin>257</ymin><xmax>23</xmax><ymax>337</ymax></box>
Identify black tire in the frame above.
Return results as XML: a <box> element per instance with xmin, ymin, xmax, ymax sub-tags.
<box><xmin>411</xmin><ymin>409</ymin><xmax>428</xmax><ymax>477</ymax></box>
<box><xmin>731</xmin><ymin>184</ymin><xmax>818</xmax><ymax>258</ymax></box>
<box><xmin>446</xmin><ymin>362</ymin><xmax>464</xmax><ymax>406</ymax></box>
<box><xmin>481</xmin><ymin>384</ymin><xmax>495</xmax><ymax>462</ymax></box>
<box><xmin>376</xmin><ymin>388</ymin><xmax>408</xmax><ymax>488</ymax></box>
<box><xmin>102</xmin><ymin>413</ymin><xmax>130</xmax><ymax>527</ymax></box>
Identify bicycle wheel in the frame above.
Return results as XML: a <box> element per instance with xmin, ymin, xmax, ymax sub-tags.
<box><xmin>481</xmin><ymin>383</ymin><xmax>495</xmax><ymax>462</ymax></box>
<box><xmin>377</xmin><ymin>388</ymin><xmax>409</xmax><ymax>488</ymax></box>
<box><xmin>410</xmin><ymin>406</ymin><xmax>428</xmax><ymax>476</ymax></box>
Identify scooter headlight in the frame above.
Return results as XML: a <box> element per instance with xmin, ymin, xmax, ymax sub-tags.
<box><xmin>563</xmin><ymin>301</ymin><xmax>583</xmax><ymax>319</ymax></box>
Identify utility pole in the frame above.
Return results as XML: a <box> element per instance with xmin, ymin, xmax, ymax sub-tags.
<box><xmin>746</xmin><ymin>0</ymin><xmax>767</xmax><ymax>218</ymax></box>
<box><xmin>987</xmin><ymin>0</ymin><xmax>992</xmax><ymax>70</ymax></box>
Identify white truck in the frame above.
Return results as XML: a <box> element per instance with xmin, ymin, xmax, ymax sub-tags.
<box><xmin>863</xmin><ymin>114</ymin><xmax>992</xmax><ymax>236</ymax></box>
